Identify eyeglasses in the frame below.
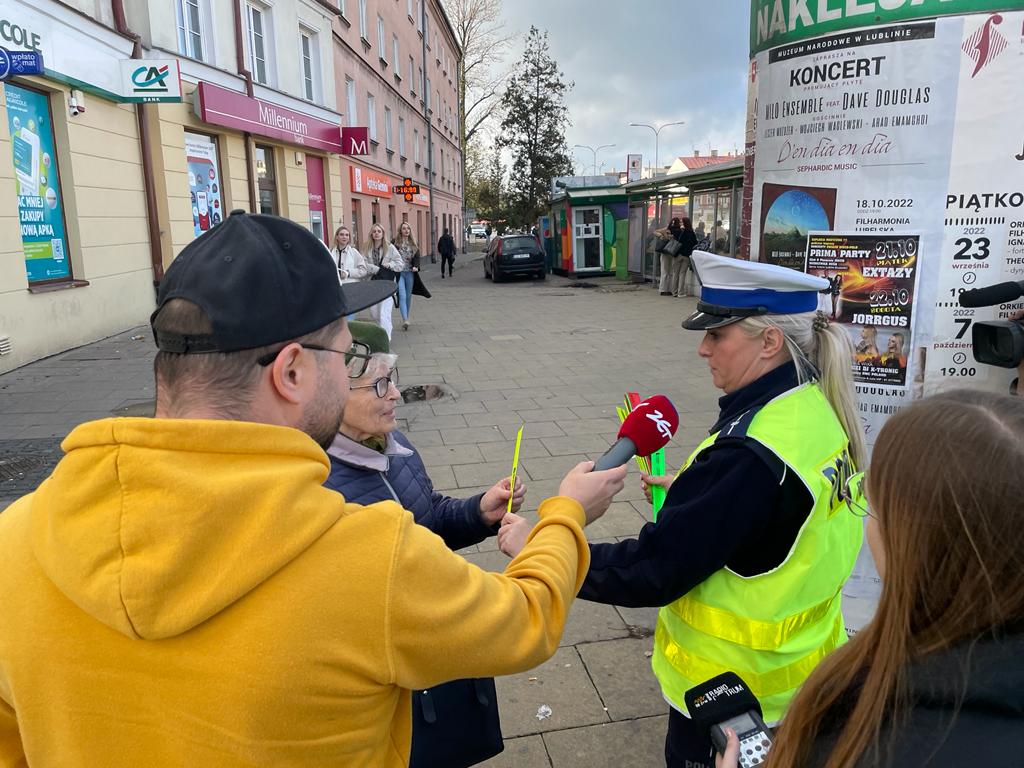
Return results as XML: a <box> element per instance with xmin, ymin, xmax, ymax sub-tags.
<box><xmin>351</xmin><ymin>369</ymin><xmax>400</xmax><ymax>398</ymax></box>
<box><xmin>256</xmin><ymin>341</ymin><xmax>373</xmax><ymax>379</ymax></box>
<box><xmin>843</xmin><ymin>471</ymin><xmax>874</xmax><ymax>519</ymax></box>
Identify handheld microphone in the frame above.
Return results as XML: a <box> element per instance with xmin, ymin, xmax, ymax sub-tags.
<box><xmin>684</xmin><ymin>672</ymin><xmax>773</xmax><ymax>767</ymax></box>
<box><xmin>958</xmin><ymin>280</ymin><xmax>1024</xmax><ymax>308</ymax></box>
<box><xmin>592</xmin><ymin>394</ymin><xmax>679</xmax><ymax>472</ymax></box>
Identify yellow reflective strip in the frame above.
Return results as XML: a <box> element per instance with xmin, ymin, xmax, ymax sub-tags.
<box><xmin>654</xmin><ymin>616</ymin><xmax>844</xmax><ymax>700</ymax></box>
<box><xmin>670</xmin><ymin>590</ymin><xmax>840</xmax><ymax>651</ymax></box>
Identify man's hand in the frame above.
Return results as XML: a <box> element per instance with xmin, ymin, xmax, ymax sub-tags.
<box><xmin>497</xmin><ymin>513</ymin><xmax>532</xmax><ymax>558</ymax></box>
<box><xmin>480</xmin><ymin>476</ymin><xmax>526</xmax><ymax>526</ymax></box>
<box><xmin>557</xmin><ymin>462</ymin><xmax>627</xmax><ymax>525</ymax></box>
<box><xmin>714</xmin><ymin>728</ymin><xmax>740</xmax><ymax>768</ymax></box>
<box><xmin>639</xmin><ymin>473</ymin><xmax>673</xmax><ymax>504</ymax></box>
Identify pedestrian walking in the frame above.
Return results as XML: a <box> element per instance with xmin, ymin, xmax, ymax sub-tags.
<box><xmin>364</xmin><ymin>223</ymin><xmax>403</xmax><ymax>340</ymax></box>
<box><xmin>330</xmin><ymin>226</ymin><xmax>376</xmax><ymax>320</ymax></box>
<box><xmin>393</xmin><ymin>221</ymin><xmax>420</xmax><ymax>331</ymax></box>
<box><xmin>438</xmin><ymin>228</ymin><xmax>456</xmax><ymax>278</ymax></box>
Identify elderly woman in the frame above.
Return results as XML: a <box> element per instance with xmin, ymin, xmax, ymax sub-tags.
<box><xmin>323</xmin><ymin>322</ymin><xmax>530</xmax><ymax>767</ymax></box>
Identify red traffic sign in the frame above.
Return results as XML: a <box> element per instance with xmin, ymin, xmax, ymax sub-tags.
<box><xmin>393</xmin><ymin>177</ymin><xmax>420</xmax><ymax>202</ymax></box>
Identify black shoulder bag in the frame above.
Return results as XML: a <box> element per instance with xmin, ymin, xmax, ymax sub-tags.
<box><xmin>409</xmin><ymin>677</ymin><xmax>503</xmax><ymax>768</ymax></box>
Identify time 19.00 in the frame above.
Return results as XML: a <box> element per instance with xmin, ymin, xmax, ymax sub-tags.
<box><xmin>939</xmin><ymin>367</ymin><xmax>977</xmax><ymax>377</ymax></box>
<box><xmin>857</xmin><ymin>198</ymin><xmax>914</xmax><ymax>208</ymax></box>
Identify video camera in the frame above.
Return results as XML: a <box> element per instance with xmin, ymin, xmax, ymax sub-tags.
<box><xmin>958</xmin><ymin>281</ymin><xmax>1024</xmax><ymax>368</ymax></box>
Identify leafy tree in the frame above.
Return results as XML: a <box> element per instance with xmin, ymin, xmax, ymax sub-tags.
<box><xmin>498</xmin><ymin>27</ymin><xmax>573</xmax><ymax>226</ymax></box>
<box><xmin>467</xmin><ymin>138</ymin><xmax>507</xmax><ymax>227</ymax></box>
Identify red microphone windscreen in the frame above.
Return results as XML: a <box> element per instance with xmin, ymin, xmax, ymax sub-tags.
<box><xmin>618</xmin><ymin>395</ymin><xmax>679</xmax><ymax>456</ymax></box>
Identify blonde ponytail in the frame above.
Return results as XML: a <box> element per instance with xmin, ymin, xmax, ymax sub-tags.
<box><xmin>738</xmin><ymin>312</ymin><xmax>866</xmax><ymax>470</ymax></box>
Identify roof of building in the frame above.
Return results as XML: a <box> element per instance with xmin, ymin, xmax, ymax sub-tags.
<box><xmin>674</xmin><ymin>154</ymin><xmax>741</xmax><ymax>169</ymax></box>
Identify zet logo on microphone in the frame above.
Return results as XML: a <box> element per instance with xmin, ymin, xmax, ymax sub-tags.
<box><xmin>131</xmin><ymin>64</ymin><xmax>170</xmax><ymax>93</ymax></box>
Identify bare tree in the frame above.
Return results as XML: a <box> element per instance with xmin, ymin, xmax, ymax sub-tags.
<box><xmin>443</xmin><ymin>0</ymin><xmax>514</xmax><ymax>147</ymax></box>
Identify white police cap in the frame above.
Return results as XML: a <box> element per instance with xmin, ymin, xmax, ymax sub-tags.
<box><xmin>682</xmin><ymin>251</ymin><xmax>829</xmax><ymax>331</ymax></box>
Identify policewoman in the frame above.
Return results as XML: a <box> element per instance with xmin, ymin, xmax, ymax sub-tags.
<box><xmin>578</xmin><ymin>252</ymin><xmax>865</xmax><ymax>767</ymax></box>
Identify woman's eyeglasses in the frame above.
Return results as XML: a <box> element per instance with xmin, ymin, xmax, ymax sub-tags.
<box><xmin>351</xmin><ymin>369</ymin><xmax>399</xmax><ymax>398</ymax></box>
<box><xmin>843</xmin><ymin>471</ymin><xmax>874</xmax><ymax>519</ymax></box>
<box><xmin>257</xmin><ymin>340</ymin><xmax>373</xmax><ymax>379</ymax></box>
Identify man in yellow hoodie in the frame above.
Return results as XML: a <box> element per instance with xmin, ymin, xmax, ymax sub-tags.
<box><xmin>0</xmin><ymin>210</ymin><xmax>627</xmax><ymax>767</ymax></box>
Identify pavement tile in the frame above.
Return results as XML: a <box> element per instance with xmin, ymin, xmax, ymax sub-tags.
<box><xmin>583</xmin><ymin>502</ymin><xmax>648</xmax><ymax>540</ymax></box>
<box><xmin>542</xmin><ymin>715</ymin><xmax>668</xmax><ymax>768</ymax></box>
<box><xmin>555</xmin><ymin>418</ymin><xmax>619</xmax><ymax>436</ymax></box>
<box><xmin>478</xmin><ymin>438</ymin><xmax>550</xmax><ymax>463</ymax></box>
<box><xmin>540</xmin><ymin>434</ymin><xmax>613</xmax><ymax>457</ymax></box>
<box><xmin>441</xmin><ymin>426</ymin><xmax>509</xmax><ymax>445</ymax></box>
<box><xmin>402</xmin><ymin>429</ymin><xmax>444</xmax><ymax>447</ymax></box>
<box><xmin>568</xmin><ymin>404</ymin><xmax>620</xmax><ymax>420</ymax></box>
<box><xmin>578</xmin><ymin>638</ymin><xmax>666</xmax><ymax>720</ymax></box>
<box><xmin>417</xmin><ymin>444</ymin><xmax>485</xmax><ymax>467</ymax></box>
<box><xmin>615</xmin><ymin>605</ymin><xmax>660</xmax><ymax>635</ymax></box>
<box><xmin>430</xmin><ymin>399</ymin><xmax>488</xmax><ymax>416</ymax></box>
<box><xmin>521</xmin><ymin>454</ymin><xmax>588</xmax><ymax>481</ymax></box>
<box><xmin>404</xmin><ymin>413</ymin><xmax>469</xmax><ymax>432</ymax></box>
<box><xmin>454</xmin><ymin>461</ymin><xmax>520</xmax><ymax>489</ymax></box>
<box><xmin>495</xmin><ymin>647</ymin><xmax>609</xmax><ymax>738</ymax></box>
<box><xmin>501</xmin><ymin>422</ymin><xmax>564</xmax><ymax>440</ymax></box>
<box><xmin>427</xmin><ymin>466</ymin><xmax>458</xmax><ymax>492</ymax></box>
<box><xmin>477</xmin><ymin>735</ymin><xmax>550</xmax><ymax>768</ymax></box>
<box><xmin>515</xmin><ymin>408</ymin><xmax>575</xmax><ymax>424</ymax></box>
<box><xmin>559</xmin><ymin>598</ymin><xmax>631</xmax><ymax>648</ymax></box>
<box><xmin>464</xmin><ymin>411</ymin><xmax>528</xmax><ymax>428</ymax></box>
<box><xmin>485</xmin><ymin>398</ymin><xmax>540</xmax><ymax>413</ymax></box>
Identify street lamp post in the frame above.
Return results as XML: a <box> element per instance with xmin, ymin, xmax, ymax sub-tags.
<box><xmin>629</xmin><ymin>121</ymin><xmax>685</xmax><ymax>177</ymax></box>
<box><xmin>573</xmin><ymin>143</ymin><xmax>616</xmax><ymax>176</ymax></box>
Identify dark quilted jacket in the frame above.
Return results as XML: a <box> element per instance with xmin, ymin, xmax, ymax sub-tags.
<box><xmin>324</xmin><ymin>430</ymin><xmax>495</xmax><ymax>551</ymax></box>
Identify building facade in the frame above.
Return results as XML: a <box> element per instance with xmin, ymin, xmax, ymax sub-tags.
<box><xmin>332</xmin><ymin>0</ymin><xmax>462</xmax><ymax>250</ymax></box>
<box><xmin>0</xmin><ymin>0</ymin><xmax>464</xmax><ymax>373</ymax></box>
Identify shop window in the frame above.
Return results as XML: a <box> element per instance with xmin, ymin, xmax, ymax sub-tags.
<box><xmin>346</xmin><ymin>77</ymin><xmax>357</xmax><ymax>126</ymax></box>
<box><xmin>184</xmin><ymin>132</ymin><xmax>224</xmax><ymax>237</ymax></box>
<box><xmin>367</xmin><ymin>94</ymin><xmax>377</xmax><ymax>141</ymax></box>
<box><xmin>384</xmin><ymin>107</ymin><xmax>393</xmax><ymax>152</ymax></box>
<box><xmin>246</xmin><ymin>2</ymin><xmax>274</xmax><ymax>87</ymax></box>
<box><xmin>299</xmin><ymin>28</ymin><xmax>320</xmax><ymax>103</ymax></box>
<box><xmin>175</xmin><ymin>0</ymin><xmax>209</xmax><ymax>62</ymax></box>
<box><xmin>398</xmin><ymin>117</ymin><xmax>406</xmax><ymax>157</ymax></box>
<box><xmin>255</xmin><ymin>144</ymin><xmax>278</xmax><ymax>215</ymax></box>
<box><xmin>5</xmin><ymin>84</ymin><xmax>72</xmax><ymax>284</ymax></box>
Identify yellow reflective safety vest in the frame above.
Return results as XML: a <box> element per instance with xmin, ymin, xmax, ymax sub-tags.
<box><xmin>652</xmin><ymin>381</ymin><xmax>863</xmax><ymax>723</ymax></box>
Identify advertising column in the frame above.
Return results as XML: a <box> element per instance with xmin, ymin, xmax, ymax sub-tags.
<box><xmin>745</xmin><ymin>1</ymin><xmax>1024</xmax><ymax>446</ymax></box>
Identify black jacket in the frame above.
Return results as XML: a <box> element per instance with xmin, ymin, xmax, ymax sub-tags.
<box><xmin>579</xmin><ymin>363</ymin><xmax>813</xmax><ymax>608</ymax></box>
<box><xmin>677</xmin><ymin>227</ymin><xmax>698</xmax><ymax>256</ymax></box>
<box><xmin>438</xmin><ymin>233</ymin><xmax>456</xmax><ymax>256</ymax></box>
<box><xmin>807</xmin><ymin>626</ymin><xmax>1024</xmax><ymax>767</ymax></box>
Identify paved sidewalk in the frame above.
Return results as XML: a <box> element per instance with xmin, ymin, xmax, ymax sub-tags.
<box><xmin>0</xmin><ymin>250</ymin><xmax>880</xmax><ymax>766</ymax></box>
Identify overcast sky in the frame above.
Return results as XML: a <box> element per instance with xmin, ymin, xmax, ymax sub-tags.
<box><xmin>494</xmin><ymin>0</ymin><xmax>750</xmax><ymax>174</ymax></box>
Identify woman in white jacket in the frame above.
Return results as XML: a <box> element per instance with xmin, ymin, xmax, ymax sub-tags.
<box><xmin>363</xmin><ymin>223</ymin><xmax>403</xmax><ymax>340</ymax></box>
<box><xmin>330</xmin><ymin>225</ymin><xmax>374</xmax><ymax>286</ymax></box>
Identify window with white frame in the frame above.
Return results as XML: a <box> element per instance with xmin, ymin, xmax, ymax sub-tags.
<box><xmin>346</xmin><ymin>77</ymin><xmax>357</xmax><ymax>126</ymax></box>
<box><xmin>175</xmin><ymin>0</ymin><xmax>206</xmax><ymax>61</ymax></box>
<box><xmin>384</xmin><ymin>106</ymin><xmax>393</xmax><ymax>151</ymax></box>
<box><xmin>424</xmin><ymin>13</ymin><xmax>430</xmax><ymax>44</ymax></box>
<box><xmin>367</xmin><ymin>93</ymin><xmax>377</xmax><ymax>140</ymax></box>
<box><xmin>377</xmin><ymin>15</ymin><xmax>386</xmax><ymax>60</ymax></box>
<box><xmin>246</xmin><ymin>2</ymin><xmax>273</xmax><ymax>86</ymax></box>
<box><xmin>407</xmin><ymin>0</ymin><xmax>413</xmax><ymax>19</ymax></box>
<box><xmin>338</xmin><ymin>0</ymin><xmax>346</xmax><ymax>15</ymax></box>
<box><xmin>409</xmin><ymin>56</ymin><xmax>415</xmax><ymax>93</ymax></box>
<box><xmin>392</xmin><ymin>34</ymin><xmax>400</xmax><ymax>72</ymax></box>
<box><xmin>359</xmin><ymin>0</ymin><xmax>368</xmax><ymax>40</ymax></box>
<box><xmin>416</xmin><ymin>0</ymin><xmax>422</xmax><ymax>31</ymax></box>
<box><xmin>423</xmin><ymin>134</ymin><xmax>428</xmax><ymax>167</ymax></box>
<box><xmin>299</xmin><ymin>28</ymin><xmax>320</xmax><ymax>102</ymax></box>
<box><xmin>413</xmin><ymin>128</ymin><xmax>419</xmax><ymax>162</ymax></box>
<box><xmin>425</xmin><ymin>77</ymin><xmax>431</xmax><ymax>110</ymax></box>
<box><xmin>399</xmin><ymin>116</ymin><xmax>406</xmax><ymax>156</ymax></box>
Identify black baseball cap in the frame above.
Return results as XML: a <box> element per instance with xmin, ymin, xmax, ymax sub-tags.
<box><xmin>151</xmin><ymin>210</ymin><xmax>396</xmax><ymax>353</ymax></box>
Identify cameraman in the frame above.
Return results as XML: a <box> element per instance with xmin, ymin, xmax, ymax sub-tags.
<box><xmin>1012</xmin><ymin>309</ymin><xmax>1023</xmax><ymax>395</ymax></box>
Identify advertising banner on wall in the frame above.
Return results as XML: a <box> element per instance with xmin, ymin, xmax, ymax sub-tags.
<box><xmin>184</xmin><ymin>132</ymin><xmax>223</xmax><ymax>237</ymax></box>
<box><xmin>745</xmin><ymin>6</ymin><xmax>1024</xmax><ymax>445</ymax></box>
<box><xmin>5</xmin><ymin>83</ymin><xmax>70</xmax><ymax>282</ymax></box>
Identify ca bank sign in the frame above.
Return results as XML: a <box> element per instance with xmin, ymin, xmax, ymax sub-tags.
<box><xmin>119</xmin><ymin>60</ymin><xmax>183</xmax><ymax>103</ymax></box>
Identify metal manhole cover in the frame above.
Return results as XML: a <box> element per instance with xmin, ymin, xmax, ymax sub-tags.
<box><xmin>0</xmin><ymin>455</ymin><xmax>51</xmax><ymax>481</ymax></box>
<box><xmin>400</xmin><ymin>384</ymin><xmax>453</xmax><ymax>403</ymax></box>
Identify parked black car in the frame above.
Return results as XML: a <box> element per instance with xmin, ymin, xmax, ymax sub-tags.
<box><xmin>483</xmin><ymin>235</ymin><xmax>546</xmax><ymax>282</ymax></box>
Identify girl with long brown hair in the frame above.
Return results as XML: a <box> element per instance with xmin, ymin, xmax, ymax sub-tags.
<box><xmin>718</xmin><ymin>388</ymin><xmax>1024</xmax><ymax>768</ymax></box>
